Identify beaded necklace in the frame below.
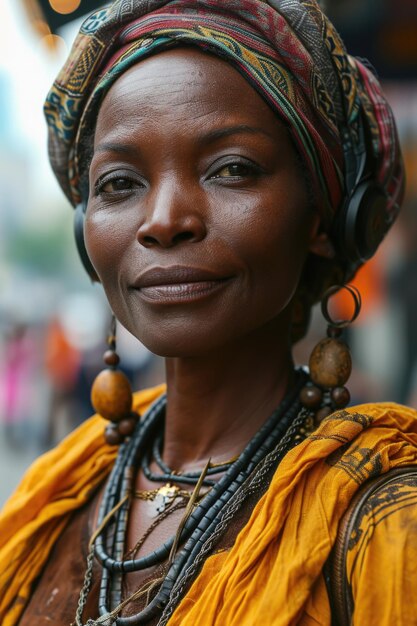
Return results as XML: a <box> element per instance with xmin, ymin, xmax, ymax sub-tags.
<box><xmin>142</xmin><ymin>433</ymin><xmax>238</xmax><ymax>487</ymax></box>
<box><xmin>74</xmin><ymin>369</ymin><xmax>313</xmax><ymax>626</ymax></box>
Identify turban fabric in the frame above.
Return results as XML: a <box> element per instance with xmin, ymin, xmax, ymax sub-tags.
<box><xmin>44</xmin><ymin>0</ymin><xmax>404</xmax><ymax>323</ymax></box>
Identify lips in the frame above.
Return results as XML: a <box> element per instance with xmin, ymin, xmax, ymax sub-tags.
<box><xmin>132</xmin><ymin>265</ymin><xmax>233</xmax><ymax>303</ymax></box>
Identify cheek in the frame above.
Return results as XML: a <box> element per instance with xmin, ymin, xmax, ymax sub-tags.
<box><xmin>84</xmin><ymin>212</ymin><xmax>130</xmax><ymax>318</ymax></box>
<box><xmin>84</xmin><ymin>209</ymin><xmax>129</xmax><ymax>281</ymax></box>
<box><xmin>230</xmin><ymin>195</ymin><xmax>311</xmax><ymax>276</ymax></box>
<box><xmin>84</xmin><ymin>209</ymin><xmax>146</xmax><ymax>334</ymax></box>
<box><xmin>231</xmin><ymin>202</ymin><xmax>312</xmax><ymax>318</ymax></box>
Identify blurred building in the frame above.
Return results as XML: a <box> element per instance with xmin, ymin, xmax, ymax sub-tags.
<box><xmin>328</xmin><ymin>0</ymin><xmax>417</xmax><ymax>80</ymax></box>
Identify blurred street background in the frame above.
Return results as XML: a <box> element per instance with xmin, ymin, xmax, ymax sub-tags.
<box><xmin>0</xmin><ymin>0</ymin><xmax>416</xmax><ymax>505</ymax></box>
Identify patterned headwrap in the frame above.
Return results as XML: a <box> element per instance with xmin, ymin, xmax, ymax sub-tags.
<box><xmin>44</xmin><ymin>0</ymin><xmax>404</xmax><ymax>334</ymax></box>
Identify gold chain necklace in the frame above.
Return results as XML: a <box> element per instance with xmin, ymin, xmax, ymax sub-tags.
<box><xmin>134</xmin><ymin>483</ymin><xmax>201</xmax><ymax>515</ymax></box>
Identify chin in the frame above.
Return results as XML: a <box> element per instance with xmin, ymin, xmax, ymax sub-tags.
<box><xmin>135</xmin><ymin>328</ymin><xmax>224</xmax><ymax>359</ymax></box>
<box><xmin>113</xmin><ymin>297</ymin><xmax>235</xmax><ymax>358</ymax></box>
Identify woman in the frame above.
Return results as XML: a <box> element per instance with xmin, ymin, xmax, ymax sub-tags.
<box><xmin>1</xmin><ymin>1</ymin><xmax>417</xmax><ymax>625</ymax></box>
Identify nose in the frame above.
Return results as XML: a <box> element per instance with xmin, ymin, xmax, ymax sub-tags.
<box><xmin>136</xmin><ymin>182</ymin><xmax>207</xmax><ymax>249</ymax></box>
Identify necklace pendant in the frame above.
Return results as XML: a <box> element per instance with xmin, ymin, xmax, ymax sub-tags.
<box><xmin>154</xmin><ymin>483</ymin><xmax>180</xmax><ymax>515</ymax></box>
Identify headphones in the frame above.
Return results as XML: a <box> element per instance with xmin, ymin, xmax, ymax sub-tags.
<box><xmin>331</xmin><ymin>117</ymin><xmax>390</xmax><ymax>270</ymax></box>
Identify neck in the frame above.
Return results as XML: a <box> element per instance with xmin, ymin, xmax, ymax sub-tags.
<box><xmin>162</xmin><ymin>318</ymin><xmax>296</xmax><ymax>471</ymax></box>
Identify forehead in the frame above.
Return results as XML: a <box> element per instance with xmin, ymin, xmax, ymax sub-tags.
<box><xmin>94</xmin><ymin>47</ymin><xmax>290</xmax><ymax>146</ymax></box>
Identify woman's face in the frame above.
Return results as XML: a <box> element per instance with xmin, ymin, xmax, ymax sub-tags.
<box><xmin>85</xmin><ymin>48</ymin><xmax>321</xmax><ymax>357</ymax></box>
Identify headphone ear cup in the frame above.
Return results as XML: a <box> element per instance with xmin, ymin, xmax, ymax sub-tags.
<box><xmin>74</xmin><ymin>203</ymin><xmax>100</xmax><ymax>282</ymax></box>
<box><xmin>337</xmin><ymin>181</ymin><xmax>389</xmax><ymax>265</ymax></box>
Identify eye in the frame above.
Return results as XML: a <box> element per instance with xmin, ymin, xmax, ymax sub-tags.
<box><xmin>94</xmin><ymin>172</ymin><xmax>145</xmax><ymax>197</ymax></box>
<box><xmin>100</xmin><ymin>178</ymin><xmax>135</xmax><ymax>192</ymax></box>
<box><xmin>209</xmin><ymin>160</ymin><xmax>262</xmax><ymax>180</ymax></box>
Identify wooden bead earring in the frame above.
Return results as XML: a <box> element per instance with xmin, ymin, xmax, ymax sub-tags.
<box><xmin>300</xmin><ymin>285</ymin><xmax>362</xmax><ymax>425</ymax></box>
<box><xmin>91</xmin><ymin>316</ymin><xmax>140</xmax><ymax>445</ymax></box>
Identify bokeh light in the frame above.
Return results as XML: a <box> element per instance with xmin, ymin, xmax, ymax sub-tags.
<box><xmin>49</xmin><ymin>0</ymin><xmax>81</xmax><ymax>15</ymax></box>
<box><xmin>31</xmin><ymin>19</ymin><xmax>51</xmax><ymax>38</ymax></box>
<box><xmin>41</xmin><ymin>32</ymin><xmax>67</xmax><ymax>54</ymax></box>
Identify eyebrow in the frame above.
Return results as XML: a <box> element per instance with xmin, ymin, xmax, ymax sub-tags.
<box><xmin>94</xmin><ymin>143</ymin><xmax>138</xmax><ymax>155</ymax></box>
<box><xmin>199</xmin><ymin>124</ymin><xmax>276</xmax><ymax>144</ymax></box>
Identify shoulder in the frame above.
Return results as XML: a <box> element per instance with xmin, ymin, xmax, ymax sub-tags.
<box><xmin>343</xmin><ymin>401</ymin><xmax>417</xmax><ymax>428</ymax></box>
<box><xmin>345</xmin><ymin>469</ymin><xmax>417</xmax><ymax>625</ymax></box>
<box><xmin>1</xmin><ymin>385</ymin><xmax>166</xmax><ymax>523</ymax></box>
<box><xmin>320</xmin><ymin>402</ymin><xmax>417</xmax><ymax>479</ymax></box>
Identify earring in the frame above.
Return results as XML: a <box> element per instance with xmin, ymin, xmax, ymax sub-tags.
<box><xmin>300</xmin><ymin>285</ymin><xmax>361</xmax><ymax>425</ymax></box>
<box><xmin>91</xmin><ymin>316</ymin><xmax>140</xmax><ymax>445</ymax></box>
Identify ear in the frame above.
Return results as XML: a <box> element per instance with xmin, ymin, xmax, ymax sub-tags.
<box><xmin>307</xmin><ymin>213</ymin><xmax>336</xmax><ymax>259</ymax></box>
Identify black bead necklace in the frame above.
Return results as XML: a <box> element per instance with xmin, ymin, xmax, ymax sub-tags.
<box><xmin>141</xmin><ymin>433</ymin><xmax>237</xmax><ymax>487</ymax></box>
<box><xmin>74</xmin><ymin>369</ymin><xmax>312</xmax><ymax>626</ymax></box>
<box><xmin>152</xmin><ymin>432</ymin><xmax>238</xmax><ymax>477</ymax></box>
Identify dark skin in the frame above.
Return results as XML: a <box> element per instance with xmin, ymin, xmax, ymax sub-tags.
<box><xmin>86</xmin><ymin>47</ymin><xmax>333</xmax><ymax>469</ymax></box>
<box><xmin>84</xmin><ymin>48</ymin><xmax>334</xmax><ymax>594</ymax></box>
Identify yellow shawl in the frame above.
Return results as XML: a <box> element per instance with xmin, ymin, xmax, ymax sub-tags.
<box><xmin>1</xmin><ymin>386</ymin><xmax>417</xmax><ymax>626</ymax></box>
